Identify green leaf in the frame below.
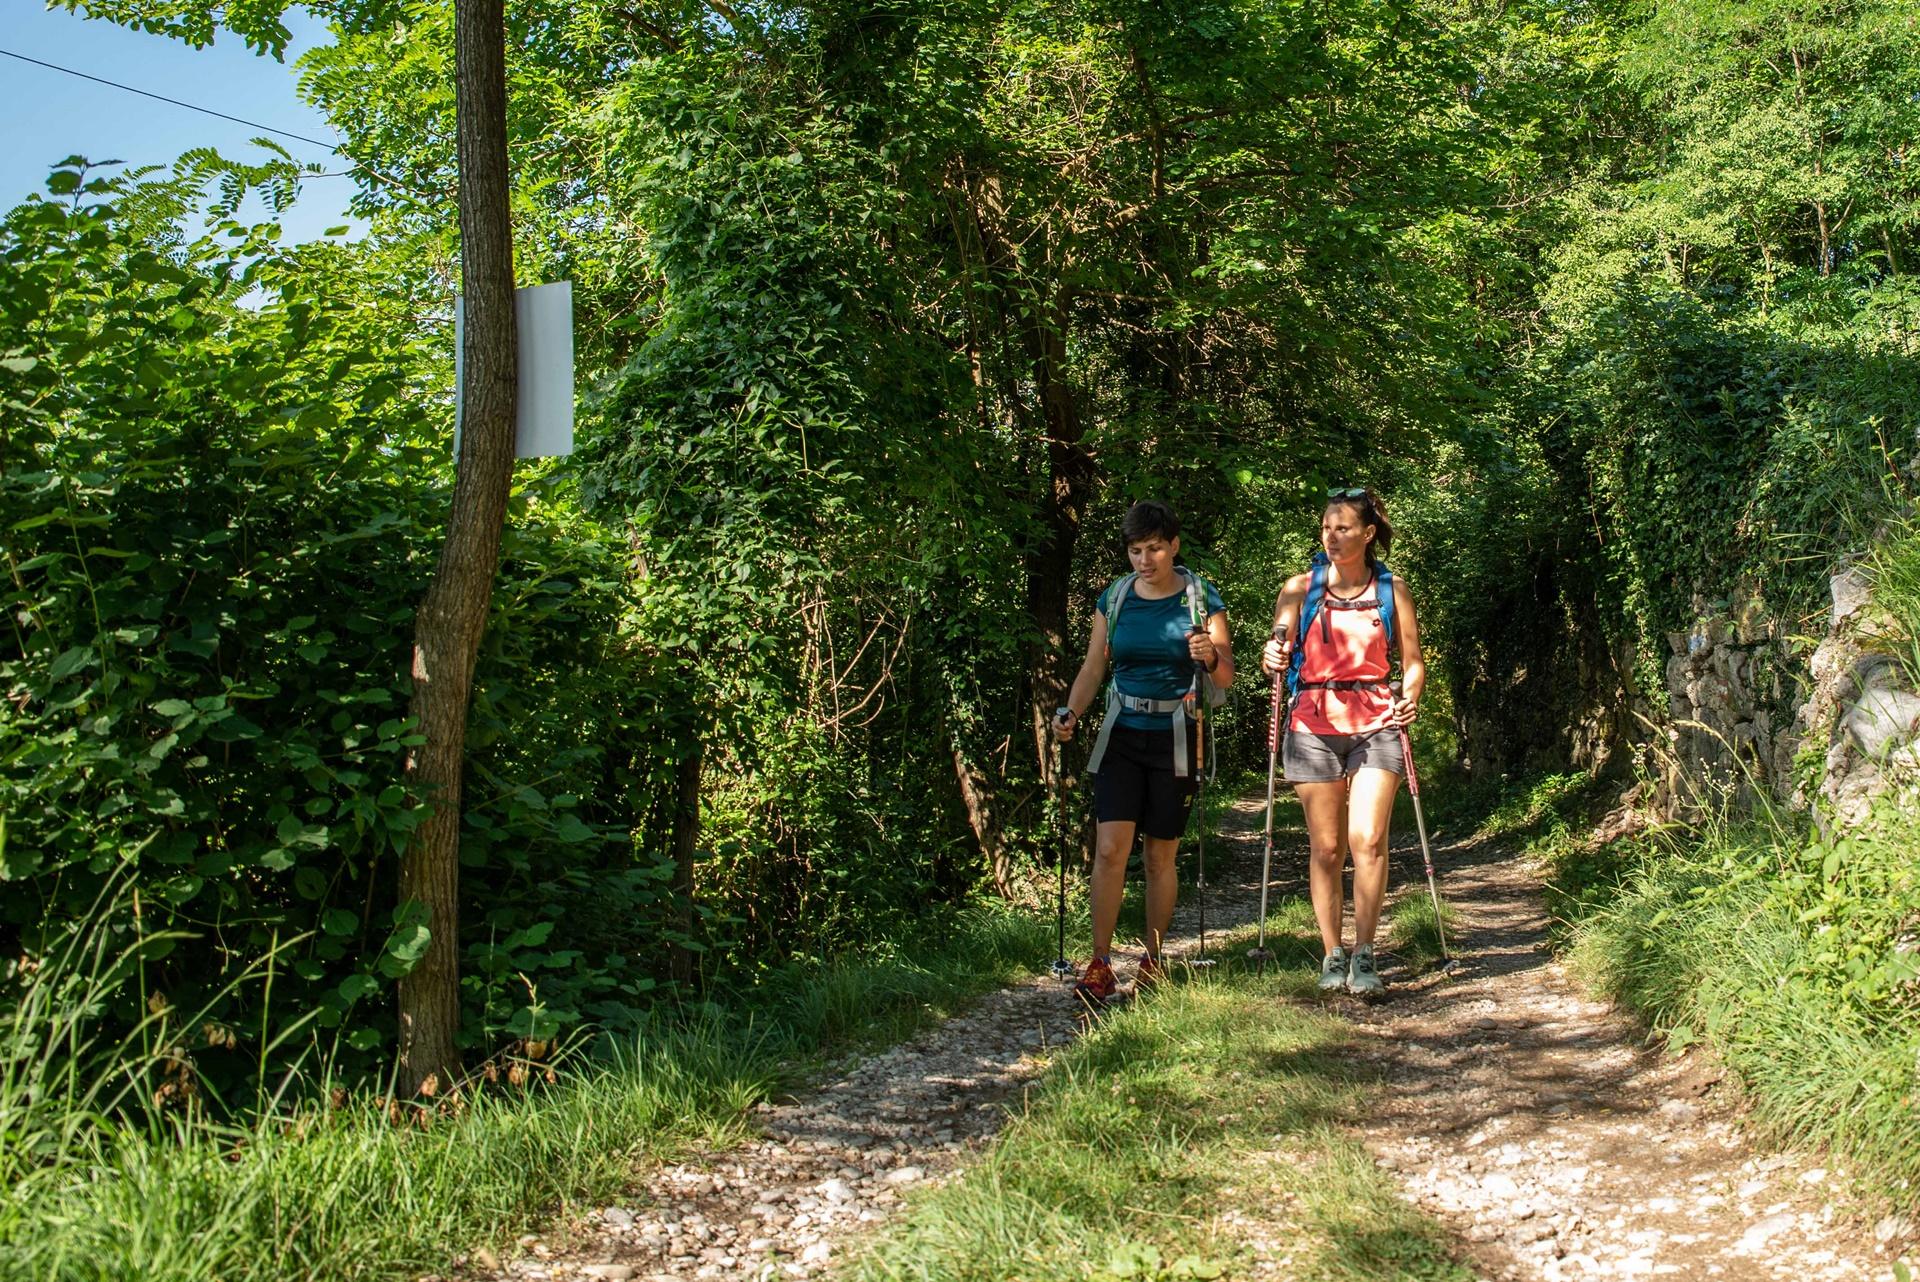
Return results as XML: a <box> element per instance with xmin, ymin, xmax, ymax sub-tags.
<box><xmin>151</xmin><ymin>699</ymin><xmax>193</xmax><ymax>717</ymax></box>
<box><xmin>507</xmin><ymin>920</ymin><xmax>555</xmax><ymax>950</ymax></box>
<box><xmin>379</xmin><ymin>921</ymin><xmax>433</xmax><ymax>978</ymax></box>
<box><xmin>49</xmin><ymin>646</ymin><xmax>95</xmax><ymax>683</ymax></box>
<box><xmin>294</xmin><ymin>866</ymin><xmax>328</xmax><ymax>900</ymax></box>
<box><xmin>336</xmin><ymin>974</ymin><xmax>380</xmax><ymax>1006</ymax></box>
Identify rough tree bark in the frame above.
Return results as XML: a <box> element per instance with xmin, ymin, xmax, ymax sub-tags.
<box><xmin>398</xmin><ymin>0</ymin><xmax>517</xmax><ymax>1097</ymax></box>
<box><xmin>953</xmin><ymin>743</ymin><xmax>1016</xmax><ymax>897</ymax></box>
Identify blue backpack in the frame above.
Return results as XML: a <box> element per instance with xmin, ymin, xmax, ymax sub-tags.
<box><xmin>1285</xmin><ymin>551</ymin><xmax>1398</xmax><ymax>706</ymax></box>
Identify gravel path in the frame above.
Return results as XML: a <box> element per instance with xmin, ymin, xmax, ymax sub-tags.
<box><xmin>459</xmin><ymin>793</ymin><xmax>1904</xmax><ymax>1282</ymax></box>
<box><xmin>465</xmin><ymin>795</ymin><xmax>1278</xmax><ymax>1282</ymax></box>
<box><xmin>1343</xmin><ymin>832</ymin><xmax>1901</xmax><ymax>1281</ymax></box>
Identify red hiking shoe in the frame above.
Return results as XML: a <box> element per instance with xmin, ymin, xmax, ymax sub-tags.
<box><xmin>1135</xmin><ymin>953</ymin><xmax>1168</xmax><ymax>991</ymax></box>
<box><xmin>1073</xmin><ymin>955</ymin><xmax>1118</xmax><ymax>1005</ymax></box>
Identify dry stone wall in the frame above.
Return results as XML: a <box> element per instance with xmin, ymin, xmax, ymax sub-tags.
<box><xmin>1636</xmin><ymin>561</ymin><xmax>1920</xmax><ymax>828</ymax></box>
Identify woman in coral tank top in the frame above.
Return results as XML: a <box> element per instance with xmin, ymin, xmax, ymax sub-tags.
<box><xmin>1259</xmin><ymin>487</ymin><xmax>1425</xmax><ymax>997</ymax></box>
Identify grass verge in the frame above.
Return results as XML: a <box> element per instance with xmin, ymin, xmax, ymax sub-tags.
<box><xmin>1553</xmin><ymin>814</ymin><xmax>1920</xmax><ymax>1208</ymax></box>
<box><xmin>848</xmin><ymin>910</ymin><xmax>1471</xmax><ymax>1282</ymax></box>
<box><xmin>0</xmin><ymin>903</ymin><xmax>1054</xmax><ymax>1282</ymax></box>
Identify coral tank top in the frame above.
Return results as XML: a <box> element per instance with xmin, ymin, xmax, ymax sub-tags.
<box><xmin>1289</xmin><ymin>576</ymin><xmax>1394</xmax><ymax>736</ymax></box>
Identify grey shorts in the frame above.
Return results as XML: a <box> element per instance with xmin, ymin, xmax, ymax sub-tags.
<box><xmin>1282</xmin><ymin>727</ymin><xmax>1405</xmax><ymax>783</ymax></box>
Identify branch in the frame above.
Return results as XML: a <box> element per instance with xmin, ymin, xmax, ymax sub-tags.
<box><xmin>613</xmin><ymin>6</ymin><xmax>681</xmax><ymax>52</ymax></box>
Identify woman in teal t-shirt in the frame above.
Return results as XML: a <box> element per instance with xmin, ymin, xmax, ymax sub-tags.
<box><xmin>1053</xmin><ymin>501</ymin><xmax>1236</xmax><ymax>1003</ymax></box>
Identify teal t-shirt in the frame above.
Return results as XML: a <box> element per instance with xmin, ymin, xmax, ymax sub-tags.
<box><xmin>1098</xmin><ymin>573</ymin><xmax>1227</xmax><ymax>730</ymax></box>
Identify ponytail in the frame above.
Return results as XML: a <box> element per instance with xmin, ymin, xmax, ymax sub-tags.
<box><xmin>1325</xmin><ymin>488</ymin><xmax>1393</xmax><ymax>565</ymax></box>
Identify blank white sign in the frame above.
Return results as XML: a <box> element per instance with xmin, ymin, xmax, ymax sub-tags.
<box><xmin>453</xmin><ymin>280</ymin><xmax>574</xmax><ymax>458</ymax></box>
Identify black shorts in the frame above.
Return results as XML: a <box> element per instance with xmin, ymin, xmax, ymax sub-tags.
<box><xmin>1093</xmin><ymin>725</ymin><xmax>1199</xmax><ymax>840</ymax></box>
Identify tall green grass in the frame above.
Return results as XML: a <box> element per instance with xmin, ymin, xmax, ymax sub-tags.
<box><xmin>1385</xmin><ymin>883</ymin><xmax>1456</xmax><ymax>976</ymax></box>
<box><xmin>0</xmin><ymin>902</ymin><xmax>1053</xmax><ymax>1281</ymax></box>
<box><xmin>848</xmin><ymin>921</ymin><xmax>1470</xmax><ymax>1282</ymax></box>
<box><xmin>1553</xmin><ymin>811</ymin><xmax>1920</xmax><ymax>1206</ymax></box>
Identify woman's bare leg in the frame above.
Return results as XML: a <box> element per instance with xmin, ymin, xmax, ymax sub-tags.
<box><xmin>1089</xmin><ymin>820</ymin><xmax>1137</xmax><ymax>957</ymax></box>
<box><xmin>1346</xmin><ymin>767</ymin><xmax>1402</xmax><ymax>947</ymax></box>
<box><xmin>1295</xmin><ymin>780</ymin><xmax>1350</xmax><ymax>955</ymax></box>
<box><xmin>1140</xmin><ymin>835</ymin><xmax>1179</xmax><ymax>955</ymax></box>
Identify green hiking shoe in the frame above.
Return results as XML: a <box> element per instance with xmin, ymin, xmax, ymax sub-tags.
<box><xmin>1346</xmin><ymin>943</ymin><xmax>1384</xmax><ymax>997</ymax></box>
<box><xmin>1318</xmin><ymin>947</ymin><xmax>1349</xmax><ymax>991</ymax></box>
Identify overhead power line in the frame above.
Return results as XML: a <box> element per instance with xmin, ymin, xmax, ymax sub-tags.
<box><xmin>0</xmin><ymin>46</ymin><xmax>339</xmax><ymax>153</ymax></box>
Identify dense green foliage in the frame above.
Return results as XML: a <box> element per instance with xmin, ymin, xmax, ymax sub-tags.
<box><xmin>4</xmin><ymin>0</ymin><xmax>1919</xmax><ymax>1258</ymax></box>
<box><xmin>1400</xmin><ymin>0</ymin><xmax>1920</xmax><ymax>772</ymax></box>
<box><xmin>0</xmin><ymin>169</ymin><xmax>690</xmax><ymax>1082</ymax></box>
<box><xmin>17</xmin><ymin>0</ymin><xmax>1521</xmax><ymax>1088</ymax></box>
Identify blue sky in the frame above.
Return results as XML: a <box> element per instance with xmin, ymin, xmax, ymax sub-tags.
<box><xmin>0</xmin><ymin>3</ymin><xmax>360</xmax><ymax>242</ymax></box>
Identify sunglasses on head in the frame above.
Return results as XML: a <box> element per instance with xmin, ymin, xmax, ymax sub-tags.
<box><xmin>1327</xmin><ymin>486</ymin><xmax>1369</xmax><ymax>500</ymax></box>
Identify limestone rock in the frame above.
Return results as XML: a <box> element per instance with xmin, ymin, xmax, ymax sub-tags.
<box><xmin>1842</xmin><ymin>689</ymin><xmax>1920</xmax><ymax>760</ymax></box>
<box><xmin>1832</xmin><ymin>564</ymin><xmax>1871</xmax><ymax>628</ymax></box>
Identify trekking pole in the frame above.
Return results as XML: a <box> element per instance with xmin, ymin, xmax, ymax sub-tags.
<box><xmin>1050</xmin><ymin>709</ymin><xmax>1077</xmax><ymax>982</ymax></box>
<box><xmin>1187</xmin><ymin>636</ymin><xmax>1217</xmax><ymax>969</ymax></box>
<box><xmin>1247</xmin><ymin>628</ymin><xmax>1286</xmax><ymax>970</ymax></box>
<box><xmin>1391</xmin><ymin>684</ymin><xmax>1453</xmax><ymax>968</ymax></box>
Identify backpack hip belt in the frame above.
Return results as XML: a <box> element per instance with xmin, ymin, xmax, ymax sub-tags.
<box><xmin>1086</xmin><ymin>686</ymin><xmax>1197</xmax><ymax>778</ymax></box>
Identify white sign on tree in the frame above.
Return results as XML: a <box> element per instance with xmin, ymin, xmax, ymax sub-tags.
<box><xmin>454</xmin><ymin>280</ymin><xmax>574</xmax><ymax>457</ymax></box>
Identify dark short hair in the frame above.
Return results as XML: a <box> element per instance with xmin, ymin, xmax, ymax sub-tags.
<box><xmin>1121</xmin><ymin>500</ymin><xmax>1180</xmax><ymax>545</ymax></box>
<box><xmin>1325</xmin><ymin>488</ymin><xmax>1394</xmax><ymax>564</ymax></box>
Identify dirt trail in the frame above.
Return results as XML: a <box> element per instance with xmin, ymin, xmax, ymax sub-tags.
<box><xmin>463</xmin><ymin>798</ymin><xmax>1275</xmax><ymax>1282</ymax></box>
<box><xmin>1346</xmin><ymin>831</ymin><xmax>1895</xmax><ymax>1281</ymax></box>
<box><xmin>461</xmin><ymin>793</ymin><xmax>1898</xmax><ymax>1282</ymax></box>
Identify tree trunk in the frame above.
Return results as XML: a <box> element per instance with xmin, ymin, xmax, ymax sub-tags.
<box><xmin>398</xmin><ymin>0</ymin><xmax>517</xmax><ymax>1097</ymax></box>
<box><xmin>668</xmin><ymin>739</ymin><xmax>703</xmax><ymax>987</ymax></box>
<box><xmin>963</xmin><ymin>177</ymin><xmax>1092</xmax><ymax>788</ymax></box>
<box><xmin>1022</xmin><ymin>303</ymin><xmax>1094</xmax><ymax>784</ymax></box>
<box><xmin>953</xmin><ymin>744</ymin><xmax>1015</xmax><ymax>897</ymax></box>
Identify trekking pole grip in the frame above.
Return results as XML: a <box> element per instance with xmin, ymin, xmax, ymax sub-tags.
<box><xmin>1266</xmin><ymin>628</ymin><xmax>1285</xmax><ymax>753</ymax></box>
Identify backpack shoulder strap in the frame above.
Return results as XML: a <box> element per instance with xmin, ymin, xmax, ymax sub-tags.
<box><xmin>1375</xmin><ymin>562</ymin><xmax>1398</xmax><ymax>657</ymax></box>
<box><xmin>1180</xmin><ymin>567</ymin><xmax>1209</xmax><ymax>629</ymax></box>
<box><xmin>1286</xmin><ymin>553</ymin><xmax>1330</xmax><ymax>701</ymax></box>
<box><xmin>1182</xmin><ymin>569</ymin><xmax>1229</xmax><ymax>709</ymax></box>
<box><xmin>1100</xmin><ymin>573</ymin><xmax>1137</xmax><ymax>656</ymax></box>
